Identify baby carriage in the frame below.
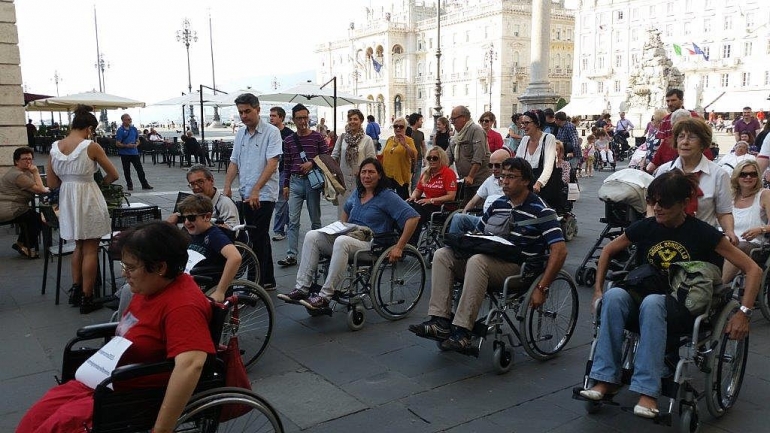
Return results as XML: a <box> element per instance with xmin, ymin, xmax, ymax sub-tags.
<box><xmin>574</xmin><ymin>169</ymin><xmax>652</xmax><ymax>287</ymax></box>
<box><xmin>559</xmin><ymin>167</ymin><xmax>580</xmax><ymax>242</ymax></box>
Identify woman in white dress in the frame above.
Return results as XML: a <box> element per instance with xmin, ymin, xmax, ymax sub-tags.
<box><xmin>46</xmin><ymin>105</ymin><xmax>118</xmax><ymax>314</ymax></box>
<box><xmin>515</xmin><ymin>110</ymin><xmax>560</xmax><ymax>209</ymax></box>
<box><xmin>332</xmin><ymin>109</ymin><xmax>376</xmax><ymax>218</ymax></box>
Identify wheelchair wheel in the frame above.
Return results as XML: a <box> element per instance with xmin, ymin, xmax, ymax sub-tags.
<box><xmin>574</xmin><ymin>267</ymin><xmax>585</xmax><ymax>286</ymax></box>
<box><xmin>705</xmin><ymin>300</ymin><xmax>748</xmax><ymax>418</ymax></box>
<box><xmin>416</xmin><ymin>228</ymin><xmax>435</xmax><ymax>268</ymax></box>
<box><xmin>176</xmin><ymin>387</ymin><xmax>283</xmax><ymax>432</ymax></box>
<box><xmin>759</xmin><ymin>270</ymin><xmax>770</xmax><ymax>321</ymax></box>
<box><xmin>370</xmin><ymin>244</ymin><xmax>426</xmax><ymax>320</ymax></box>
<box><xmin>208</xmin><ymin>280</ymin><xmax>274</xmax><ymax>369</ymax></box>
<box><xmin>677</xmin><ymin>405</ymin><xmax>699</xmax><ymax>433</ymax></box>
<box><xmin>520</xmin><ymin>270</ymin><xmax>579</xmax><ymax>361</ymax></box>
<box><xmin>492</xmin><ymin>340</ymin><xmax>513</xmax><ymax>374</ymax></box>
<box><xmin>234</xmin><ymin>241</ymin><xmax>260</xmax><ymax>285</ymax></box>
<box><xmin>561</xmin><ymin>215</ymin><xmax>578</xmax><ymax>242</ymax></box>
<box><xmin>346</xmin><ymin>305</ymin><xmax>366</xmax><ymax>331</ymax></box>
<box><xmin>583</xmin><ymin>267</ymin><xmax>597</xmax><ymax>287</ymax></box>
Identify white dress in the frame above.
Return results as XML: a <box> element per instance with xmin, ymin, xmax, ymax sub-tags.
<box><xmin>51</xmin><ymin>140</ymin><xmax>111</xmax><ymax>240</ymax></box>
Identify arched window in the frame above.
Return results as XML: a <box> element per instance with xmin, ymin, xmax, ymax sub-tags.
<box><xmin>394</xmin><ymin>59</ymin><xmax>403</xmax><ymax>78</ymax></box>
<box><xmin>417</xmin><ymin>62</ymin><xmax>424</xmax><ymax>77</ymax></box>
<box><xmin>392</xmin><ymin>44</ymin><xmax>404</xmax><ymax>55</ymax></box>
<box><xmin>513</xmin><ymin>51</ymin><xmax>520</xmax><ymax>67</ymax></box>
<box><xmin>394</xmin><ymin>95</ymin><xmax>402</xmax><ymax>118</ymax></box>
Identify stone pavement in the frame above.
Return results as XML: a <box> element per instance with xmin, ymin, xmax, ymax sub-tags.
<box><xmin>1</xmin><ymin>130</ymin><xmax>768</xmax><ymax>432</ymax></box>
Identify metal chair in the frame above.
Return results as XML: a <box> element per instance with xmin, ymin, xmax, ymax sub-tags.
<box><xmin>101</xmin><ymin>206</ymin><xmax>163</xmax><ymax>292</ymax></box>
<box><xmin>40</xmin><ymin>205</ymin><xmax>76</xmax><ymax>305</ymax></box>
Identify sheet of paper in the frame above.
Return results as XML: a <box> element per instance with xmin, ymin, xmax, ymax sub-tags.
<box><xmin>317</xmin><ymin>221</ymin><xmax>354</xmax><ymax>235</ymax></box>
<box><xmin>466</xmin><ymin>234</ymin><xmax>514</xmax><ymax>246</ymax></box>
<box><xmin>185</xmin><ymin>249</ymin><xmax>206</xmax><ymax>274</ymax></box>
<box><xmin>75</xmin><ymin>336</ymin><xmax>133</xmax><ymax>390</ymax></box>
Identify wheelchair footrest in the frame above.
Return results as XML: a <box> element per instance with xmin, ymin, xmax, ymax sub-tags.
<box><xmin>620</xmin><ymin>406</ymin><xmax>672</xmax><ymax>426</ymax></box>
<box><xmin>306</xmin><ymin>306</ymin><xmax>333</xmax><ymax>317</ymax></box>
<box><xmin>571</xmin><ymin>387</ymin><xmax>620</xmax><ymax>405</ymax></box>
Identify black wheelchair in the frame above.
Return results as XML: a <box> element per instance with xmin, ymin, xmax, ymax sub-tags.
<box><xmin>312</xmin><ymin>233</ymin><xmax>427</xmax><ymax>331</ymax></box>
<box><xmin>60</xmin><ymin>295</ymin><xmax>284</xmax><ymax>432</ymax></box>
<box><xmin>437</xmin><ymin>255</ymin><xmax>579</xmax><ymax>374</ymax></box>
<box><xmin>729</xmin><ymin>242</ymin><xmax>770</xmax><ymax>321</ymax></box>
<box><xmin>415</xmin><ymin>181</ymin><xmax>467</xmax><ymax>267</ymax></box>
<box><xmin>573</xmin><ymin>281</ymin><xmax>748</xmax><ymax>432</ymax></box>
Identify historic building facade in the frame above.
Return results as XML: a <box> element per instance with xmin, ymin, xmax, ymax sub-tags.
<box><xmin>315</xmin><ymin>0</ymin><xmax>574</xmax><ymax>129</ymax></box>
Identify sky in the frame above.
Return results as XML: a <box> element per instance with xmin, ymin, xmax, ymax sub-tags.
<box><xmin>15</xmin><ymin>0</ymin><xmax>385</xmax><ymax>124</ymax></box>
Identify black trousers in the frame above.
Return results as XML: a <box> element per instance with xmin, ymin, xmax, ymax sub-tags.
<box><xmin>7</xmin><ymin>208</ymin><xmax>41</xmax><ymax>250</ymax></box>
<box><xmin>240</xmin><ymin>201</ymin><xmax>276</xmax><ymax>286</ymax></box>
<box><xmin>120</xmin><ymin>154</ymin><xmax>149</xmax><ymax>188</ymax></box>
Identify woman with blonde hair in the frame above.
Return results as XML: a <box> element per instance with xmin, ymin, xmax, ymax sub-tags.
<box><xmin>406</xmin><ymin>146</ymin><xmax>457</xmax><ymax>244</ymax></box>
<box><xmin>381</xmin><ymin>117</ymin><xmax>417</xmax><ymax>199</ymax></box>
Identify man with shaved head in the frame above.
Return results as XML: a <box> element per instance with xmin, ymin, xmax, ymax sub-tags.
<box><xmin>447</xmin><ymin>148</ymin><xmax>509</xmax><ymax>234</ymax></box>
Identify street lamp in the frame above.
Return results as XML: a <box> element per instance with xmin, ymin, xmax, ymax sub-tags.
<box><xmin>271</xmin><ymin>76</ymin><xmax>280</xmax><ymax>90</ymax></box>
<box><xmin>433</xmin><ymin>0</ymin><xmax>443</xmax><ymax>138</ymax></box>
<box><xmin>177</xmin><ymin>18</ymin><xmax>199</xmax><ymax>134</ymax></box>
<box><xmin>208</xmin><ymin>11</ymin><xmax>220</xmax><ymax>124</ymax></box>
<box><xmin>52</xmin><ymin>70</ymin><xmax>63</xmax><ymax>125</ymax></box>
<box><xmin>484</xmin><ymin>43</ymin><xmax>497</xmax><ymax>111</ymax></box>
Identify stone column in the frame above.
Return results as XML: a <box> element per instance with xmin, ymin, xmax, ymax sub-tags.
<box><xmin>518</xmin><ymin>0</ymin><xmax>558</xmax><ymax>111</ymax></box>
<box><xmin>0</xmin><ymin>0</ymin><xmax>25</xmax><ymax>169</ymax></box>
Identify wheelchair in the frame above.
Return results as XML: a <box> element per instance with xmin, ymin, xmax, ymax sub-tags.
<box><xmin>729</xmin><ymin>242</ymin><xmax>770</xmax><ymax>321</ymax></box>
<box><xmin>416</xmin><ymin>181</ymin><xmax>467</xmax><ymax>267</ymax></box>
<box><xmin>60</xmin><ymin>295</ymin><xmax>284</xmax><ymax>432</ymax></box>
<box><xmin>573</xmin><ymin>282</ymin><xmax>747</xmax><ymax>432</ymax></box>
<box><xmin>312</xmin><ymin>233</ymin><xmax>427</xmax><ymax>331</ymax></box>
<box><xmin>438</xmin><ymin>255</ymin><xmax>579</xmax><ymax>374</ymax></box>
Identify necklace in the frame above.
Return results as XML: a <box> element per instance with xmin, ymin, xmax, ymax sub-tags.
<box><xmin>740</xmin><ymin>192</ymin><xmax>756</xmax><ymax>201</ymax></box>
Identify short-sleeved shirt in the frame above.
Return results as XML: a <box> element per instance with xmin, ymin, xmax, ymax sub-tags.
<box><xmin>625</xmin><ymin>215</ymin><xmax>724</xmax><ymax>272</ymax></box>
<box><xmin>0</xmin><ymin>169</ymin><xmax>34</xmax><ymax>221</ymax></box>
<box><xmin>189</xmin><ymin>225</ymin><xmax>233</xmax><ymax>270</ymax></box>
<box><xmin>281</xmin><ymin>131</ymin><xmax>328</xmax><ymax>188</ymax></box>
<box><xmin>476</xmin><ymin>174</ymin><xmax>504</xmax><ymax>212</ymax></box>
<box><xmin>733</xmin><ymin>118</ymin><xmax>761</xmax><ymax>141</ymax></box>
<box><xmin>655</xmin><ymin>156</ymin><xmax>732</xmax><ymax>228</ymax></box>
<box><xmin>277</xmin><ymin>126</ymin><xmax>294</xmax><ymax>173</ymax></box>
<box><xmin>115</xmin><ymin>125</ymin><xmax>140</xmax><ymax>156</ymax></box>
<box><xmin>417</xmin><ymin>165</ymin><xmax>457</xmax><ymax>199</ymax></box>
<box><xmin>758</xmin><ymin>133</ymin><xmax>770</xmax><ymax>161</ymax></box>
<box><xmin>381</xmin><ymin>136</ymin><xmax>417</xmax><ymax>186</ymax></box>
<box><xmin>344</xmin><ymin>188</ymin><xmax>419</xmax><ymax>234</ymax></box>
<box><xmin>482</xmin><ymin>192</ymin><xmax>564</xmax><ymax>259</ymax></box>
<box><xmin>230</xmin><ymin>120</ymin><xmax>283</xmax><ymax>201</ymax></box>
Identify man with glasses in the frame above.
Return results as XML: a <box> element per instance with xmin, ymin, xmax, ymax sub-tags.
<box><xmin>447</xmin><ymin>148</ymin><xmax>510</xmax><ymax>234</ymax></box>
<box><xmin>115</xmin><ymin>113</ymin><xmax>153</xmax><ymax>191</ymax></box>
<box><xmin>733</xmin><ymin>107</ymin><xmax>761</xmax><ymax>144</ymax></box>
<box><xmin>449</xmin><ymin>105</ymin><xmax>491</xmax><ymax>202</ymax></box>
<box><xmin>409</xmin><ymin>157</ymin><xmax>567</xmax><ymax>352</ymax></box>
<box><xmin>277</xmin><ymin>103</ymin><xmax>329</xmax><ymax>268</ymax></box>
<box><xmin>224</xmin><ymin>93</ymin><xmax>282</xmax><ymax>289</ymax></box>
<box><xmin>167</xmin><ymin>164</ymin><xmax>239</xmax><ymax>229</ymax></box>
<box><xmin>269</xmin><ymin>107</ymin><xmax>294</xmax><ymax>241</ymax></box>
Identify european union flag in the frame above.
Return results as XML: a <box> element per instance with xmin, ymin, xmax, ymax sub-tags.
<box><xmin>692</xmin><ymin>43</ymin><xmax>709</xmax><ymax>61</ymax></box>
<box><xmin>372</xmin><ymin>58</ymin><xmax>382</xmax><ymax>73</ymax></box>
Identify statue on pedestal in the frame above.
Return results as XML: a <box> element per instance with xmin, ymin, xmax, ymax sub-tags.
<box><xmin>626</xmin><ymin>29</ymin><xmax>683</xmax><ymax>113</ymax></box>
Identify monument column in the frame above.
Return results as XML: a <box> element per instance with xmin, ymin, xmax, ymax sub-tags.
<box><xmin>0</xmin><ymin>0</ymin><xmax>26</xmax><ymax>169</ymax></box>
<box><xmin>518</xmin><ymin>0</ymin><xmax>558</xmax><ymax>111</ymax></box>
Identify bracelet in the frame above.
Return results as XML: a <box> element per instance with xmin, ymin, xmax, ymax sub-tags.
<box><xmin>430</xmin><ymin>198</ymin><xmax>435</xmax><ymax>205</ymax></box>
<box><xmin>762</xmin><ymin>226</ymin><xmax>766</xmax><ymax>234</ymax></box>
<box><xmin>536</xmin><ymin>283</ymin><xmax>549</xmax><ymax>293</ymax></box>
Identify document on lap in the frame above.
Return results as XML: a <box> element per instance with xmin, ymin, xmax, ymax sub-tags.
<box><xmin>467</xmin><ymin>234</ymin><xmax>514</xmax><ymax>246</ymax></box>
<box><xmin>75</xmin><ymin>336</ymin><xmax>133</xmax><ymax>390</ymax></box>
<box><xmin>185</xmin><ymin>249</ymin><xmax>206</xmax><ymax>274</ymax></box>
<box><xmin>318</xmin><ymin>221</ymin><xmax>356</xmax><ymax>235</ymax></box>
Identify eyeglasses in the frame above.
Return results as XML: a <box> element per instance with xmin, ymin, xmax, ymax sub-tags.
<box><xmin>676</xmin><ymin>134</ymin><xmax>700</xmax><ymax>143</ymax></box>
<box><xmin>488</xmin><ymin>163</ymin><xmax>502</xmax><ymax>169</ymax></box>
<box><xmin>739</xmin><ymin>171</ymin><xmax>759</xmax><ymax>178</ymax></box>
<box><xmin>19</xmin><ymin>157</ymin><xmax>34</xmax><ymax>161</ymax></box>
<box><xmin>645</xmin><ymin>197</ymin><xmax>676</xmax><ymax>208</ymax></box>
<box><xmin>120</xmin><ymin>261</ymin><xmax>143</xmax><ymax>275</ymax></box>
<box><xmin>450</xmin><ymin>116</ymin><xmax>463</xmax><ymax>123</ymax></box>
<box><xmin>520</xmin><ymin>121</ymin><xmax>533</xmax><ymax>126</ymax></box>
<box><xmin>499</xmin><ymin>174</ymin><xmax>522</xmax><ymax>181</ymax></box>
<box><xmin>393</xmin><ymin>124</ymin><xmax>405</xmax><ymax>130</ymax></box>
<box><xmin>180</xmin><ymin>213</ymin><xmax>205</xmax><ymax>223</ymax></box>
<box><xmin>480</xmin><ymin>119</ymin><xmax>492</xmax><ymax>123</ymax></box>
<box><xmin>187</xmin><ymin>179</ymin><xmax>207</xmax><ymax>188</ymax></box>
<box><xmin>426</xmin><ymin>155</ymin><xmax>439</xmax><ymax>162</ymax></box>
<box><xmin>293</xmin><ymin>116</ymin><xmax>309</xmax><ymax>121</ymax></box>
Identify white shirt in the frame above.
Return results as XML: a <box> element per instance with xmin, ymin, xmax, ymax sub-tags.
<box><xmin>475</xmin><ymin>174</ymin><xmax>504</xmax><ymax>212</ymax></box>
<box><xmin>758</xmin><ymin>133</ymin><xmax>770</xmax><ymax>160</ymax></box>
<box><xmin>717</xmin><ymin>153</ymin><xmax>755</xmax><ymax>174</ymax></box>
<box><xmin>655</xmin><ymin>156</ymin><xmax>732</xmax><ymax>228</ymax></box>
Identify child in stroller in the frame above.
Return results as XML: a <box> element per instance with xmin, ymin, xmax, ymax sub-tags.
<box><xmin>594</xmin><ymin>129</ymin><xmax>615</xmax><ymax>171</ymax></box>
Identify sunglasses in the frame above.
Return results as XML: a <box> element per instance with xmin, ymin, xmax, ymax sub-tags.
<box><xmin>180</xmin><ymin>213</ymin><xmax>205</xmax><ymax>223</ymax></box>
<box><xmin>426</xmin><ymin>155</ymin><xmax>439</xmax><ymax>162</ymax></box>
<box><xmin>393</xmin><ymin>124</ymin><xmax>405</xmax><ymax>130</ymax></box>
<box><xmin>480</xmin><ymin>119</ymin><xmax>492</xmax><ymax>123</ymax></box>
<box><xmin>520</xmin><ymin>121</ymin><xmax>533</xmax><ymax>126</ymax></box>
<box><xmin>739</xmin><ymin>171</ymin><xmax>759</xmax><ymax>178</ymax></box>
<box><xmin>488</xmin><ymin>163</ymin><xmax>502</xmax><ymax>169</ymax></box>
<box><xmin>645</xmin><ymin>197</ymin><xmax>676</xmax><ymax>209</ymax></box>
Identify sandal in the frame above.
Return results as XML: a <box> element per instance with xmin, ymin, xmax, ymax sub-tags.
<box><xmin>440</xmin><ymin>327</ymin><xmax>474</xmax><ymax>351</ymax></box>
<box><xmin>12</xmin><ymin>243</ymin><xmax>36</xmax><ymax>258</ymax></box>
<box><xmin>408</xmin><ymin>316</ymin><xmax>451</xmax><ymax>340</ymax></box>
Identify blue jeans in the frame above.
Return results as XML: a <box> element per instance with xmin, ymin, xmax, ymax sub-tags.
<box><xmin>287</xmin><ymin>175</ymin><xmax>322</xmax><ymax>258</ymax></box>
<box><xmin>272</xmin><ymin>171</ymin><xmax>288</xmax><ymax>235</ymax></box>
<box><xmin>589</xmin><ymin>288</ymin><xmax>667</xmax><ymax>398</ymax></box>
<box><xmin>448</xmin><ymin>213</ymin><xmax>482</xmax><ymax>234</ymax></box>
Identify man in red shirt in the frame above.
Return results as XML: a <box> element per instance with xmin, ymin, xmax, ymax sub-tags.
<box><xmin>646</xmin><ymin>89</ymin><xmax>701</xmax><ymax>173</ymax></box>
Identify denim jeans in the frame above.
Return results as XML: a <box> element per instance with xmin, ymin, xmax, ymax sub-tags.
<box><xmin>272</xmin><ymin>171</ymin><xmax>289</xmax><ymax>235</ymax></box>
<box><xmin>589</xmin><ymin>288</ymin><xmax>667</xmax><ymax>398</ymax></box>
<box><xmin>295</xmin><ymin>230</ymin><xmax>370</xmax><ymax>299</ymax></box>
<box><xmin>287</xmin><ymin>175</ymin><xmax>322</xmax><ymax>258</ymax></box>
<box><xmin>448</xmin><ymin>213</ymin><xmax>482</xmax><ymax>234</ymax></box>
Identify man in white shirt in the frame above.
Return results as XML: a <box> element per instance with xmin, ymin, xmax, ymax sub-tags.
<box><xmin>447</xmin><ymin>149</ymin><xmax>509</xmax><ymax>234</ymax></box>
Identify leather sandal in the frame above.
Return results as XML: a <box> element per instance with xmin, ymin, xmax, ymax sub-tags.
<box><xmin>408</xmin><ymin>317</ymin><xmax>451</xmax><ymax>340</ymax></box>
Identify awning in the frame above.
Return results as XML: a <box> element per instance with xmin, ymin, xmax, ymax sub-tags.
<box><xmin>705</xmin><ymin>90</ymin><xmax>770</xmax><ymax>112</ymax></box>
<box><xmin>557</xmin><ymin>97</ymin><xmax>606</xmax><ymax>116</ymax></box>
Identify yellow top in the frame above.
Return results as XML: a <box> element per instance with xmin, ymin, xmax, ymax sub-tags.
<box><xmin>381</xmin><ymin>136</ymin><xmax>416</xmax><ymax>186</ymax></box>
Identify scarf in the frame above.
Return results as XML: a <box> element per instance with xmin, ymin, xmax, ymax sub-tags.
<box><xmin>344</xmin><ymin>126</ymin><xmax>365</xmax><ymax>168</ymax></box>
<box><xmin>452</xmin><ymin>119</ymin><xmax>475</xmax><ymax>160</ymax></box>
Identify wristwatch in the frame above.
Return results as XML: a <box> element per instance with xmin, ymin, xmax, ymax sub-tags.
<box><xmin>739</xmin><ymin>305</ymin><xmax>753</xmax><ymax>317</ymax></box>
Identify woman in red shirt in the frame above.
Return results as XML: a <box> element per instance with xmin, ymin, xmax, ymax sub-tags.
<box><xmin>479</xmin><ymin>111</ymin><xmax>504</xmax><ymax>152</ymax></box>
<box><xmin>407</xmin><ymin>146</ymin><xmax>457</xmax><ymax>244</ymax></box>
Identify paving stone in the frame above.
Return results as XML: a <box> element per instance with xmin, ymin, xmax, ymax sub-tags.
<box><xmin>341</xmin><ymin>370</ymin><xmax>427</xmax><ymax>406</ymax></box>
<box><xmin>307</xmin><ymin>402</ymin><xmax>432</xmax><ymax>433</ymax></box>
<box><xmin>286</xmin><ymin>340</ymin><xmax>387</xmax><ymax>386</ymax></box>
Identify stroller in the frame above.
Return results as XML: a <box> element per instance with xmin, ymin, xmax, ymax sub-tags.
<box><xmin>574</xmin><ymin>169</ymin><xmax>652</xmax><ymax>287</ymax></box>
<box><xmin>611</xmin><ymin>132</ymin><xmax>632</xmax><ymax>162</ymax></box>
<box><xmin>559</xmin><ymin>167</ymin><xmax>580</xmax><ymax>242</ymax></box>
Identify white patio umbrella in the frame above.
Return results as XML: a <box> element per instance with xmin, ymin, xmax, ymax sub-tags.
<box><xmin>152</xmin><ymin>91</ymin><xmax>220</xmax><ymax>107</ymax></box>
<box><xmin>25</xmin><ymin>91</ymin><xmax>145</xmax><ymax>111</ymax></box>
<box><xmin>258</xmin><ymin>83</ymin><xmax>370</xmax><ymax>107</ymax></box>
<box><xmin>208</xmin><ymin>89</ymin><xmax>263</xmax><ymax>106</ymax></box>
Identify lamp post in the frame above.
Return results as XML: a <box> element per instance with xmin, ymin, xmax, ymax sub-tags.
<box><xmin>177</xmin><ymin>18</ymin><xmax>199</xmax><ymax>134</ymax></box>
<box><xmin>271</xmin><ymin>76</ymin><xmax>280</xmax><ymax>90</ymax></box>
<box><xmin>433</xmin><ymin>0</ymin><xmax>443</xmax><ymax>137</ymax></box>
<box><xmin>93</xmin><ymin>6</ymin><xmax>110</xmax><ymax>131</ymax></box>
<box><xmin>484</xmin><ymin>43</ymin><xmax>497</xmax><ymax>111</ymax></box>
<box><xmin>52</xmin><ymin>70</ymin><xmax>63</xmax><ymax>125</ymax></box>
<box><xmin>208</xmin><ymin>11</ymin><xmax>220</xmax><ymax>124</ymax></box>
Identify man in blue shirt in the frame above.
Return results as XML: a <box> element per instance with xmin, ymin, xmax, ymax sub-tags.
<box><xmin>115</xmin><ymin>113</ymin><xmax>152</xmax><ymax>191</ymax></box>
<box><xmin>366</xmin><ymin>115</ymin><xmax>381</xmax><ymax>151</ymax></box>
<box><xmin>409</xmin><ymin>157</ymin><xmax>567</xmax><ymax>352</ymax></box>
<box><xmin>223</xmin><ymin>93</ymin><xmax>282</xmax><ymax>289</ymax></box>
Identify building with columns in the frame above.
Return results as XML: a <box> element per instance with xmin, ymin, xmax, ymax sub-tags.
<box><xmin>568</xmin><ymin>0</ymin><xmax>770</xmax><ymax>126</ymax></box>
<box><xmin>314</xmin><ymin>0</ymin><xmax>574</xmax><ymax>131</ymax></box>
<box><xmin>0</xmin><ymin>0</ymin><xmax>26</xmax><ymax>169</ymax></box>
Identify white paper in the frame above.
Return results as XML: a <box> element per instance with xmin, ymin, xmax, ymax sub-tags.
<box><xmin>467</xmin><ymin>234</ymin><xmax>514</xmax><ymax>245</ymax></box>
<box><xmin>317</xmin><ymin>221</ymin><xmax>355</xmax><ymax>235</ymax></box>
<box><xmin>75</xmin><ymin>336</ymin><xmax>133</xmax><ymax>390</ymax></box>
<box><xmin>185</xmin><ymin>249</ymin><xmax>206</xmax><ymax>274</ymax></box>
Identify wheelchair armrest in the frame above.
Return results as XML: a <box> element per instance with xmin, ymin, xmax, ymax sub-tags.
<box><xmin>192</xmin><ymin>274</ymin><xmax>216</xmax><ymax>287</ymax></box>
<box><xmin>76</xmin><ymin>322</ymin><xmax>119</xmax><ymax>339</ymax></box>
<box><xmin>102</xmin><ymin>360</ymin><xmax>176</xmax><ymax>386</ymax></box>
<box><xmin>606</xmin><ymin>270</ymin><xmax>628</xmax><ymax>282</ymax></box>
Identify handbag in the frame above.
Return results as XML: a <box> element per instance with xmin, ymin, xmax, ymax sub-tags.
<box><xmin>529</xmin><ymin>133</ymin><xmax>564</xmax><ymax>211</ymax></box>
<box><xmin>219</xmin><ymin>303</ymin><xmax>252</xmax><ymax>421</ymax></box>
<box><xmin>293</xmin><ymin>133</ymin><xmax>325</xmax><ymax>190</ymax></box>
<box><xmin>615</xmin><ymin>263</ymin><xmax>667</xmax><ymax>305</ymax></box>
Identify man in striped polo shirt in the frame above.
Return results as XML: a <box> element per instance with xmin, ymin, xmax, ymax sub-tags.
<box><xmin>409</xmin><ymin>157</ymin><xmax>567</xmax><ymax>352</ymax></box>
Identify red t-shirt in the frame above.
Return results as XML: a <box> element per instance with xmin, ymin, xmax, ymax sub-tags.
<box><xmin>487</xmin><ymin>129</ymin><xmax>504</xmax><ymax>152</ymax></box>
<box><xmin>417</xmin><ymin>165</ymin><xmax>457</xmax><ymax>199</ymax></box>
<box><xmin>652</xmin><ymin>110</ymin><xmax>709</xmax><ymax>166</ymax></box>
